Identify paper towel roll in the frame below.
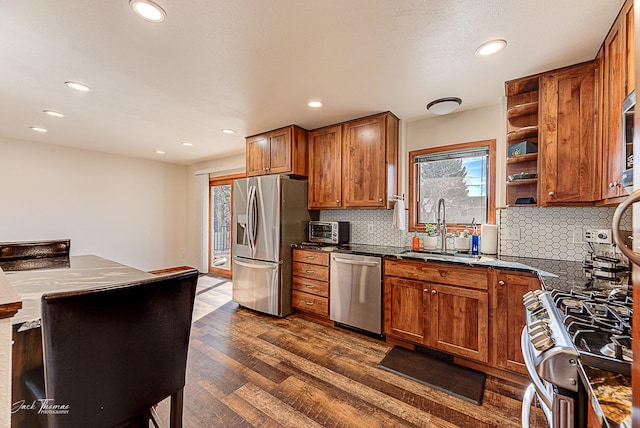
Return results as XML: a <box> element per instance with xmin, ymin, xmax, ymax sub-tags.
<box><xmin>480</xmin><ymin>224</ymin><xmax>498</xmax><ymax>254</ymax></box>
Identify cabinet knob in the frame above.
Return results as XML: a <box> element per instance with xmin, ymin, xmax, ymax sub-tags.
<box><xmin>336</xmin><ymin>200</ymin><xmax>340</xmax><ymax>203</ymax></box>
<box><xmin>498</xmin><ymin>280</ymin><xmax>505</xmax><ymax>286</ymax></box>
<box><xmin>614</xmin><ymin>181</ymin><xmax>619</xmax><ymax>187</ymax></box>
<box><xmin>424</xmin><ymin>289</ymin><xmax>428</xmax><ymax>293</ymax></box>
<box><xmin>263</xmin><ymin>167</ymin><xmax>268</xmax><ymax>171</ymax></box>
<box><xmin>609</xmin><ymin>182</ymin><xmax>615</xmax><ymax>188</ymax></box>
<box><xmin>548</xmin><ymin>192</ymin><xmax>554</xmax><ymax>197</ymax></box>
<box><xmin>431</xmin><ymin>289</ymin><xmax>436</xmax><ymax>295</ymax></box>
<box><xmin>378</xmin><ymin>198</ymin><xmax>383</xmax><ymax>202</ymax></box>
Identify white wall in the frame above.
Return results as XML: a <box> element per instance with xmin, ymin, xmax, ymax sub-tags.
<box><xmin>0</xmin><ymin>137</ymin><xmax>188</xmax><ymax>271</ymax></box>
<box><xmin>185</xmin><ymin>153</ymin><xmax>245</xmax><ymax>271</ymax></box>
<box><xmin>403</xmin><ymin>102</ymin><xmax>506</xmax><ymax>207</ymax></box>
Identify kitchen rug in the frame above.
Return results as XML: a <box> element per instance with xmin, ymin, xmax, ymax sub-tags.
<box><xmin>377</xmin><ymin>346</ymin><xmax>486</xmax><ymax>405</ymax></box>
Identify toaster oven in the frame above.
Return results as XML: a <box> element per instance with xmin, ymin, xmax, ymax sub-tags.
<box><xmin>308</xmin><ymin>221</ymin><xmax>350</xmax><ymax>244</ymax></box>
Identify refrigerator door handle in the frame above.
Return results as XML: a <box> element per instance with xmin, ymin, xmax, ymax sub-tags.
<box><xmin>247</xmin><ymin>185</ymin><xmax>258</xmax><ymax>256</ymax></box>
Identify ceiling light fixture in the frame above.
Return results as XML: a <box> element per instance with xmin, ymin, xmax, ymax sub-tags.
<box><xmin>307</xmin><ymin>100</ymin><xmax>323</xmax><ymax>108</ymax></box>
<box><xmin>65</xmin><ymin>81</ymin><xmax>91</xmax><ymax>92</ymax></box>
<box><xmin>30</xmin><ymin>126</ymin><xmax>48</xmax><ymax>133</ymax></box>
<box><xmin>475</xmin><ymin>39</ymin><xmax>507</xmax><ymax>56</ymax></box>
<box><xmin>221</xmin><ymin>129</ymin><xmax>235</xmax><ymax>134</ymax></box>
<box><xmin>155</xmin><ymin>150</ymin><xmax>165</xmax><ymax>154</ymax></box>
<box><xmin>181</xmin><ymin>141</ymin><xmax>193</xmax><ymax>147</ymax></box>
<box><xmin>130</xmin><ymin>0</ymin><xmax>166</xmax><ymax>23</ymax></box>
<box><xmin>426</xmin><ymin>97</ymin><xmax>462</xmax><ymax>115</ymax></box>
<box><xmin>43</xmin><ymin>110</ymin><xmax>64</xmax><ymax>118</ymax></box>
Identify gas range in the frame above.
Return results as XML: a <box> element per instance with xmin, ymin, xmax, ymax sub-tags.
<box><xmin>521</xmin><ymin>286</ymin><xmax>633</xmax><ymax>427</ymax></box>
<box><xmin>552</xmin><ymin>289</ymin><xmax>632</xmax><ymax>376</ymax></box>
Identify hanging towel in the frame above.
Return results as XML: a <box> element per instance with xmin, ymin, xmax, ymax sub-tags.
<box><xmin>392</xmin><ymin>200</ymin><xmax>406</xmax><ymax>230</ymax></box>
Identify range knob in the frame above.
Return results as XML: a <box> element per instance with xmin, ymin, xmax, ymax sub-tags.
<box><xmin>525</xmin><ymin>299</ymin><xmax>541</xmax><ymax>312</ymax></box>
<box><xmin>531</xmin><ymin>333</ymin><xmax>554</xmax><ymax>352</ymax></box>
<box><xmin>528</xmin><ymin>324</ymin><xmax>550</xmax><ymax>337</ymax></box>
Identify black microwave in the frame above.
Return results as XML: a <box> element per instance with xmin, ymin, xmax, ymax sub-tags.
<box><xmin>621</xmin><ymin>90</ymin><xmax>635</xmax><ymax>188</ymax></box>
<box><xmin>308</xmin><ymin>221</ymin><xmax>350</xmax><ymax>244</ymax></box>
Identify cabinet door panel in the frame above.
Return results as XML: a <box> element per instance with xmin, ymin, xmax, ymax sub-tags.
<box><xmin>493</xmin><ymin>272</ymin><xmax>541</xmax><ymax>374</ymax></box>
<box><xmin>539</xmin><ymin>63</ymin><xmax>596</xmax><ymax>204</ymax></box>
<box><xmin>384</xmin><ymin>276</ymin><xmax>427</xmax><ymax>343</ymax></box>
<box><xmin>430</xmin><ymin>284</ymin><xmax>488</xmax><ymax>363</ymax></box>
<box><xmin>246</xmin><ymin>134</ymin><xmax>269</xmax><ymax>176</ymax></box>
<box><xmin>603</xmin><ymin>22</ymin><xmax>625</xmax><ymax>199</ymax></box>
<box><xmin>268</xmin><ymin>128</ymin><xmax>292</xmax><ymax>174</ymax></box>
<box><xmin>343</xmin><ymin>115</ymin><xmax>386</xmax><ymax>207</ymax></box>
<box><xmin>308</xmin><ymin>125</ymin><xmax>342</xmax><ymax>208</ymax></box>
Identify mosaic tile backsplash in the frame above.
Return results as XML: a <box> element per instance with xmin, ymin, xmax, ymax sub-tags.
<box><xmin>319</xmin><ymin>206</ymin><xmax>631</xmax><ymax>262</ymax></box>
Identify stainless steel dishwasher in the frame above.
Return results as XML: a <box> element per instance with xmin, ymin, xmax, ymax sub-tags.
<box><xmin>329</xmin><ymin>253</ymin><xmax>382</xmax><ymax>335</ymax></box>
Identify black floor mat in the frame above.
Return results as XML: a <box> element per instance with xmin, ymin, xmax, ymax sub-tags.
<box><xmin>377</xmin><ymin>346</ymin><xmax>486</xmax><ymax>405</ymax></box>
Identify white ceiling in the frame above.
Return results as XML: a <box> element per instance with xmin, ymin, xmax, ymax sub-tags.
<box><xmin>0</xmin><ymin>0</ymin><xmax>625</xmax><ymax>165</ymax></box>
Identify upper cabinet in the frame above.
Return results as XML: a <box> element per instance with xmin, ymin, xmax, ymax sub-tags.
<box><xmin>504</xmin><ymin>0</ymin><xmax>634</xmax><ymax>207</ymax></box>
<box><xmin>308</xmin><ymin>112</ymin><xmax>399</xmax><ymax>210</ymax></box>
<box><xmin>601</xmin><ymin>0</ymin><xmax>634</xmax><ymax>202</ymax></box>
<box><xmin>539</xmin><ymin>62</ymin><xmax>598</xmax><ymax>205</ymax></box>
<box><xmin>308</xmin><ymin>125</ymin><xmax>343</xmax><ymax>208</ymax></box>
<box><xmin>246</xmin><ymin>125</ymin><xmax>308</xmax><ymax>177</ymax></box>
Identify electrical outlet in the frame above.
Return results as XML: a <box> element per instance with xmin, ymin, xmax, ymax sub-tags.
<box><xmin>571</xmin><ymin>229</ymin><xmax>583</xmax><ymax>244</ymax></box>
<box><xmin>583</xmin><ymin>228</ymin><xmax>613</xmax><ymax>244</ymax></box>
<box><xmin>367</xmin><ymin>224</ymin><xmax>374</xmax><ymax>234</ymax></box>
<box><xmin>503</xmin><ymin>226</ymin><xmax>521</xmax><ymax>240</ymax></box>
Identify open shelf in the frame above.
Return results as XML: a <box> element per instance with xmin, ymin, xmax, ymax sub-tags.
<box><xmin>507</xmin><ymin>102</ymin><xmax>539</xmax><ymax>120</ymax></box>
<box><xmin>507</xmin><ymin>126</ymin><xmax>538</xmax><ymax>142</ymax></box>
<box><xmin>506</xmin><ymin>178</ymin><xmax>538</xmax><ymax>186</ymax></box>
<box><xmin>507</xmin><ymin>153</ymin><xmax>538</xmax><ymax>164</ymax></box>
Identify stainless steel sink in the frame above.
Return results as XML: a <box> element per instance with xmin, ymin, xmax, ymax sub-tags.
<box><xmin>400</xmin><ymin>250</ymin><xmax>496</xmax><ymax>263</ymax></box>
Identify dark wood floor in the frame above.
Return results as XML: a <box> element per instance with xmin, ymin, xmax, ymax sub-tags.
<box><xmin>158</xmin><ymin>301</ymin><xmax>526</xmax><ymax>427</ymax></box>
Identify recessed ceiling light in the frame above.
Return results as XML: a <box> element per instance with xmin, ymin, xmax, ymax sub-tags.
<box><xmin>181</xmin><ymin>141</ymin><xmax>193</xmax><ymax>146</ymax></box>
<box><xmin>221</xmin><ymin>129</ymin><xmax>235</xmax><ymax>134</ymax></box>
<box><xmin>30</xmin><ymin>126</ymin><xmax>48</xmax><ymax>133</ymax></box>
<box><xmin>475</xmin><ymin>39</ymin><xmax>507</xmax><ymax>56</ymax></box>
<box><xmin>43</xmin><ymin>110</ymin><xmax>64</xmax><ymax>118</ymax></box>
<box><xmin>65</xmin><ymin>81</ymin><xmax>91</xmax><ymax>92</ymax></box>
<box><xmin>426</xmin><ymin>97</ymin><xmax>462</xmax><ymax>115</ymax></box>
<box><xmin>130</xmin><ymin>0</ymin><xmax>166</xmax><ymax>23</ymax></box>
<box><xmin>155</xmin><ymin>150</ymin><xmax>165</xmax><ymax>154</ymax></box>
<box><xmin>307</xmin><ymin>100</ymin><xmax>323</xmax><ymax>108</ymax></box>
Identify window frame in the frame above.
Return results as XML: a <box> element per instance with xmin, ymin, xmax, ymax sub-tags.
<box><xmin>408</xmin><ymin>139</ymin><xmax>496</xmax><ymax>233</ymax></box>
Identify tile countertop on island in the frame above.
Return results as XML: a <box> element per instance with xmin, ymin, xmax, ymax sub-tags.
<box><xmin>292</xmin><ymin>242</ymin><xmax>631</xmax><ymax>427</ymax></box>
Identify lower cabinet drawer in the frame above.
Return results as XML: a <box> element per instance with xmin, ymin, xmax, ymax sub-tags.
<box><xmin>293</xmin><ymin>262</ymin><xmax>329</xmax><ymax>282</ymax></box>
<box><xmin>292</xmin><ymin>290</ymin><xmax>328</xmax><ymax>316</ymax></box>
<box><xmin>292</xmin><ymin>276</ymin><xmax>329</xmax><ymax>297</ymax></box>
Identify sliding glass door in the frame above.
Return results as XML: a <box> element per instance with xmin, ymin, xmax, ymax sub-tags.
<box><xmin>209</xmin><ymin>174</ymin><xmax>243</xmax><ymax>277</ymax></box>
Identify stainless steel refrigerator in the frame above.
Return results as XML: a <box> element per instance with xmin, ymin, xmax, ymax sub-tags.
<box><xmin>232</xmin><ymin>175</ymin><xmax>311</xmax><ymax>316</ymax></box>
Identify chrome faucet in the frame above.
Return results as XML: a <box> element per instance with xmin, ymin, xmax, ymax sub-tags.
<box><xmin>436</xmin><ymin>198</ymin><xmax>447</xmax><ymax>253</ymax></box>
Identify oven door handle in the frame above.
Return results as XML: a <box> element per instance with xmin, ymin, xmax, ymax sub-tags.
<box><xmin>521</xmin><ymin>383</ymin><xmax>552</xmax><ymax>428</ymax></box>
<box><xmin>520</xmin><ymin>327</ymin><xmax>553</xmax><ymax>410</ymax></box>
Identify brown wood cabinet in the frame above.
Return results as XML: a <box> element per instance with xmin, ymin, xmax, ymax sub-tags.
<box><xmin>291</xmin><ymin>249</ymin><xmax>330</xmax><ymax>318</ymax></box>
<box><xmin>539</xmin><ymin>62</ymin><xmax>599</xmax><ymax>205</ymax></box>
<box><xmin>308</xmin><ymin>125</ymin><xmax>343</xmax><ymax>208</ymax></box>
<box><xmin>246</xmin><ymin>125</ymin><xmax>308</xmax><ymax>177</ymax></box>
<box><xmin>491</xmin><ymin>270</ymin><xmax>541</xmax><ymax>374</ymax></box>
<box><xmin>383</xmin><ymin>259</ymin><xmax>489</xmax><ymax>363</ymax></box>
<box><xmin>601</xmin><ymin>0</ymin><xmax>634</xmax><ymax>202</ymax></box>
<box><xmin>308</xmin><ymin>112</ymin><xmax>399</xmax><ymax>209</ymax></box>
